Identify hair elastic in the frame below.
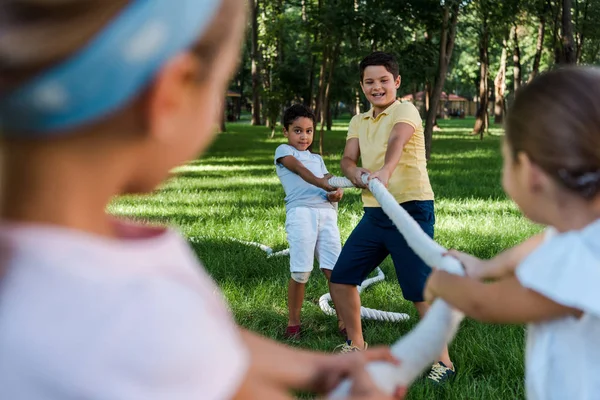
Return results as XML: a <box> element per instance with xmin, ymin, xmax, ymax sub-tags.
<box><xmin>558</xmin><ymin>168</ymin><xmax>600</xmax><ymax>199</ymax></box>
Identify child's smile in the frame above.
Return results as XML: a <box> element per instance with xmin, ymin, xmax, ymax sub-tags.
<box><xmin>361</xmin><ymin>65</ymin><xmax>400</xmax><ymax>111</ymax></box>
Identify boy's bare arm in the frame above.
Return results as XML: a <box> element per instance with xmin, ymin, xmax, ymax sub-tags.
<box><xmin>341</xmin><ymin>138</ymin><xmax>369</xmax><ymax>188</ymax></box>
<box><xmin>277</xmin><ymin>155</ymin><xmax>335</xmax><ymax>191</ymax></box>
<box><xmin>368</xmin><ymin>123</ymin><xmax>414</xmax><ymax>187</ymax></box>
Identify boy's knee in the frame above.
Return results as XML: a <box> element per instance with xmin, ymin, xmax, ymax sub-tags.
<box><xmin>291</xmin><ymin>271</ymin><xmax>311</xmax><ymax>284</ymax></box>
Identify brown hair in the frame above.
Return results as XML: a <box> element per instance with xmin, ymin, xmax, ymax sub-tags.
<box><xmin>359</xmin><ymin>52</ymin><xmax>399</xmax><ymax>81</ymax></box>
<box><xmin>505</xmin><ymin>67</ymin><xmax>600</xmax><ymax>199</ymax></box>
<box><xmin>0</xmin><ymin>0</ymin><xmax>242</xmax><ymax>92</ymax></box>
<box><xmin>282</xmin><ymin>104</ymin><xmax>316</xmax><ymax>131</ymax></box>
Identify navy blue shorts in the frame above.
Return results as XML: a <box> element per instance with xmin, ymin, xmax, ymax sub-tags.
<box><xmin>330</xmin><ymin>200</ymin><xmax>435</xmax><ymax>302</ymax></box>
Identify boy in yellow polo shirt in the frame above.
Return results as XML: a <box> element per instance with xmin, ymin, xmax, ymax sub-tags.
<box><xmin>329</xmin><ymin>52</ymin><xmax>455</xmax><ymax>384</ymax></box>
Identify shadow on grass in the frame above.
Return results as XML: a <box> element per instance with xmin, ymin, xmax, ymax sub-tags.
<box><xmin>159</xmin><ymin>180</ymin><xmax>280</xmax><ymax>192</ymax></box>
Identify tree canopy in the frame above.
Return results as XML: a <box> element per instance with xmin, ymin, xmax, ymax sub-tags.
<box><xmin>232</xmin><ymin>0</ymin><xmax>600</xmax><ymax>156</ymax></box>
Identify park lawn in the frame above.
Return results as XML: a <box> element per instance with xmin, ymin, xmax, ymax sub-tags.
<box><xmin>109</xmin><ymin>117</ymin><xmax>541</xmax><ymax>400</ymax></box>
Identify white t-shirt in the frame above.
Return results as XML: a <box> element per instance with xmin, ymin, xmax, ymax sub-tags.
<box><xmin>0</xmin><ymin>221</ymin><xmax>248</xmax><ymax>400</ymax></box>
<box><xmin>516</xmin><ymin>220</ymin><xmax>600</xmax><ymax>400</ymax></box>
<box><xmin>274</xmin><ymin>144</ymin><xmax>334</xmax><ymax>211</ymax></box>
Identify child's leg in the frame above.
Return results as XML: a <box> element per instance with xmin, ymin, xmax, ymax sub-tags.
<box><xmin>321</xmin><ymin>269</ymin><xmax>344</xmax><ymax>331</ymax></box>
<box><xmin>285</xmin><ymin>207</ymin><xmax>318</xmax><ymax>331</ymax></box>
<box><xmin>288</xmin><ymin>274</ymin><xmax>309</xmax><ymax>326</ymax></box>
<box><xmin>329</xmin><ymin>210</ymin><xmax>388</xmax><ymax>350</ymax></box>
<box><xmin>316</xmin><ymin>208</ymin><xmax>345</xmax><ymax>330</ymax></box>
<box><xmin>386</xmin><ymin>201</ymin><xmax>454</xmax><ymax>369</ymax></box>
<box><xmin>414</xmin><ymin>302</ymin><xmax>452</xmax><ymax>367</ymax></box>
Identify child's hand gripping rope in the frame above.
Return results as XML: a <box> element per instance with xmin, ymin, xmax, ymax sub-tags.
<box><xmin>326</xmin><ymin>175</ymin><xmax>465</xmax><ymax>398</ymax></box>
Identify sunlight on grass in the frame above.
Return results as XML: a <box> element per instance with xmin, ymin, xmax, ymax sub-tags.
<box><xmin>109</xmin><ymin>118</ymin><xmax>531</xmax><ymax>400</ymax></box>
<box><xmin>172</xmin><ymin>164</ymin><xmax>274</xmax><ymax>173</ymax></box>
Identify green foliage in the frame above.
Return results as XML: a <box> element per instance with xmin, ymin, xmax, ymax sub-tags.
<box><xmin>576</xmin><ymin>0</ymin><xmax>600</xmax><ymax>64</ymax></box>
<box><xmin>234</xmin><ymin>0</ymin><xmax>600</xmax><ymax>133</ymax></box>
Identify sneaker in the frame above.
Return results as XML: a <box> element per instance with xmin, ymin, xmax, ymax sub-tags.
<box><xmin>334</xmin><ymin>340</ymin><xmax>368</xmax><ymax>353</ymax></box>
<box><xmin>284</xmin><ymin>325</ymin><xmax>301</xmax><ymax>340</ymax></box>
<box><xmin>427</xmin><ymin>361</ymin><xmax>456</xmax><ymax>385</ymax></box>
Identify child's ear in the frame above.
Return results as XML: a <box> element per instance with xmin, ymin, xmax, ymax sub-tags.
<box><xmin>519</xmin><ymin>152</ymin><xmax>545</xmax><ymax>194</ymax></box>
<box><xmin>282</xmin><ymin>127</ymin><xmax>289</xmax><ymax>137</ymax></box>
<box><xmin>395</xmin><ymin>75</ymin><xmax>401</xmax><ymax>89</ymax></box>
<box><xmin>147</xmin><ymin>53</ymin><xmax>203</xmax><ymax>142</ymax></box>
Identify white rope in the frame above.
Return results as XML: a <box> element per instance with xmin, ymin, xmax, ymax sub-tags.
<box><xmin>229</xmin><ymin>238</ymin><xmax>289</xmax><ymax>258</ymax></box>
<box><xmin>318</xmin><ymin>267</ymin><xmax>410</xmax><ymax>322</ymax></box>
<box><xmin>269</xmin><ymin>249</ymin><xmax>290</xmax><ymax>258</ymax></box>
<box><xmin>230</xmin><ymin>238</ymin><xmax>275</xmax><ymax>256</ymax></box>
<box><xmin>327</xmin><ymin>176</ymin><xmax>465</xmax><ymax>398</ymax></box>
<box><xmin>229</xmin><ymin>239</ymin><xmax>410</xmax><ymax>322</ymax></box>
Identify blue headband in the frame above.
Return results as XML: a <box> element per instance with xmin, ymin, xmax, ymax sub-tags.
<box><xmin>0</xmin><ymin>0</ymin><xmax>222</xmax><ymax>136</ymax></box>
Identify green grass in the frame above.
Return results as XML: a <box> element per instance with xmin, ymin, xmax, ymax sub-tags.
<box><xmin>109</xmin><ymin>117</ymin><xmax>539</xmax><ymax>399</ymax></box>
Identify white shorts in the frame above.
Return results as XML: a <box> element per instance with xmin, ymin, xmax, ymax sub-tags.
<box><xmin>285</xmin><ymin>207</ymin><xmax>342</xmax><ymax>274</ymax></box>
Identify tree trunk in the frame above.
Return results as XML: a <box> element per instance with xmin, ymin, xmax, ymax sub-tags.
<box><xmin>575</xmin><ymin>0</ymin><xmax>589</xmax><ymax>63</ymax></box>
<box><xmin>494</xmin><ymin>33</ymin><xmax>508</xmax><ymax>125</ymax></box>
<box><xmin>420</xmin><ymin>84</ymin><xmax>426</xmax><ymax>116</ymax></box>
<box><xmin>301</xmin><ymin>0</ymin><xmax>307</xmax><ymax>21</ymax></box>
<box><xmin>424</xmin><ymin>0</ymin><xmax>459</xmax><ymax>159</ymax></box>
<box><xmin>512</xmin><ymin>24</ymin><xmax>522</xmax><ymax>93</ymax></box>
<box><xmin>262</xmin><ymin>64</ymin><xmax>271</xmax><ymax>131</ymax></box>
<box><xmin>269</xmin><ymin>0</ymin><xmax>284</xmax><ymax>138</ymax></box>
<box><xmin>275</xmin><ymin>0</ymin><xmax>283</xmax><ymax>64</ymax></box>
<box><xmin>576</xmin><ymin>34</ymin><xmax>584</xmax><ymax>63</ymax></box>
<box><xmin>326</xmin><ymin>97</ymin><xmax>333</xmax><ymax>131</ymax></box>
<box><xmin>220</xmin><ymin>97</ymin><xmax>226</xmax><ymax>133</ymax></box>
<box><xmin>237</xmin><ymin>77</ymin><xmax>244</xmax><ymax>121</ymax></box>
<box><xmin>411</xmin><ymin>83</ymin><xmax>418</xmax><ymax>107</ymax></box>
<box><xmin>314</xmin><ymin>46</ymin><xmax>329</xmax><ymax>125</ymax></box>
<box><xmin>354</xmin><ymin>89</ymin><xmax>361</xmax><ymax>116</ymax></box>
<box><xmin>307</xmin><ymin>55</ymin><xmax>316</xmax><ymax>107</ymax></box>
<box><xmin>264</xmin><ymin>69</ymin><xmax>279</xmax><ymax>139</ymax></box>
<box><xmin>319</xmin><ymin>43</ymin><xmax>340</xmax><ymax>154</ymax></box>
<box><xmin>425</xmin><ymin>81</ymin><xmax>431</xmax><ymax>114</ymax></box>
<box><xmin>262</xmin><ymin>65</ymin><xmax>274</xmax><ymax>136</ymax></box>
<box><xmin>528</xmin><ymin>15</ymin><xmax>546</xmax><ymax>83</ymax></box>
<box><xmin>561</xmin><ymin>0</ymin><xmax>576</xmax><ymax>64</ymax></box>
<box><xmin>552</xmin><ymin>1</ymin><xmax>562</xmax><ymax>64</ymax></box>
<box><xmin>473</xmin><ymin>22</ymin><xmax>489</xmax><ymax>139</ymax></box>
<box><xmin>249</xmin><ymin>0</ymin><xmax>262</xmax><ymax>125</ymax></box>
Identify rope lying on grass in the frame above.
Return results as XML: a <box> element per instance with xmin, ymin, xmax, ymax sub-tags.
<box><xmin>326</xmin><ymin>175</ymin><xmax>465</xmax><ymax>398</ymax></box>
<box><xmin>319</xmin><ymin>267</ymin><xmax>409</xmax><ymax>322</ymax></box>
<box><xmin>230</xmin><ymin>238</ymin><xmax>410</xmax><ymax>322</ymax></box>
<box><xmin>230</xmin><ymin>238</ymin><xmax>290</xmax><ymax>258</ymax></box>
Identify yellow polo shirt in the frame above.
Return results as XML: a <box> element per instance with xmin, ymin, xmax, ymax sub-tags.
<box><xmin>347</xmin><ymin>100</ymin><xmax>434</xmax><ymax>207</ymax></box>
